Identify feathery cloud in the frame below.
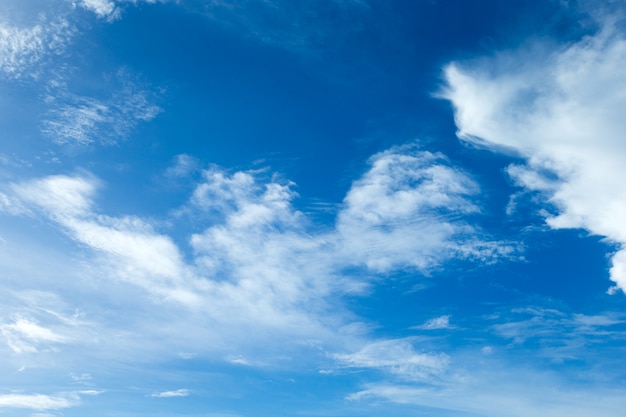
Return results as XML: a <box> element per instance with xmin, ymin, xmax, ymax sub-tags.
<box><xmin>333</xmin><ymin>338</ymin><xmax>449</xmax><ymax>383</ymax></box>
<box><xmin>0</xmin><ymin>15</ymin><xmax>73</xmax><ymax>80</ymax></box>
<box><xmin>150</xmin><ymin>389</ymin><xmax>190</xmax><ymax>398</ymax></box>
<box><xmin>412</xmin><ymin>315</ymin><xmax>453</xmax><ymax>330</ymax></box>
<box><xmin>42</xmin><ymin>69</ymin><xmax>162</xmax><ymax>145</ymax></box>
<box><xmin>0</xmin><ymin>392</ymin><xmax>79</xmax><ymax>410</ymax></box>
<box><xmin>337</xmin><ymin>147</ymin><xmax>513</xmax><ymax>272</ymax></box>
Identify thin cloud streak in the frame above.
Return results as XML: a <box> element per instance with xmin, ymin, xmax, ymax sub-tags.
<box><xmin>149</xmin><ymin>388</ymin><xmax>190</xmax><ymax>398</ymax></box>
<box><xmin>0</xmin><ymin>392</ymin><xmax>79</xmax><ymax>410</ymax></box>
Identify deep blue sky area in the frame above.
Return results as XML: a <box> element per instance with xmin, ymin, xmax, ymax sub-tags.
<box><xmin>2</xmin><ymin>1</ymin><xmax>626</xmax><ymax>416</ymax></box>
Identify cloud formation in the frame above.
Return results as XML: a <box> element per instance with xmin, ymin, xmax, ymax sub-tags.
<box><xmin>0</xmin><ymin>391</ymin><xmax>88</xmax><ymax>410</ymax></box>
<box><xmin>42</xmin><ymin>69</ymin><xmax>162</xmax><ymax>145</ymax></box>
<box><xmin>0</xmin><ymin>145</ymin><xmax>506</xmax><ymax>368</ymax></box>
<box><xmin>77</xmin><ymin>0</ymin><xmax>120</xmax><ymax>20</ymax></box>
<box><xmin>333</xmin><ymin>338</ymin><xmax>449</xmax><ymax>383</ymax></box>
<box><xmin>442</xmin><ymin>17</ymin><xmax>626</xmax><ymax>293</ymax></box>
<box><xmin>0</xmin><ymin>317</ymin><xmax>66</xmax><ymax>354</ymax></box>
<box><xmin>75</xmin><ymin>0</ymin><xmax>165</xmax><ymax>21</ymax></box>
<box><xmin>413</xmin><ymin>315</ymin><xmax>452</xmax><ymax>330</ymax></box>
<box><xmin>337</xmin><ymin>148</ymin><xmax>507</xmax><ymax>273</ymax></box>
<box><xmin>150</xmin><ymin>388</ymin><xmax>190</xmax><ymax>398</ymax></box>
<box><xmin>0</xmin><ymin>15</ymin><xmax>73</xmax><ymax>79</ymax></box>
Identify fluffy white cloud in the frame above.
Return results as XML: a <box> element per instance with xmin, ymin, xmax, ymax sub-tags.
<box><xmin>337</xmin><ymin>147</ymin><xmax>512</xmax><ymax>272</ymax></box>
<box><xmin>3</xmin><ymin>170</ymin><xmax>343</xmax><ymax>362</ymax></box>
<box><xmin>442</xmin><ymin>19</ymin><xmax>626</xmax><ymax>294</ymax></box>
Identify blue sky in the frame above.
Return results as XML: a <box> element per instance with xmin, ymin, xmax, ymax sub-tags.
<box><xmin>2</xmin><ymin>0</ymin><xmax>626</xmax><ymax>416</ymax></box>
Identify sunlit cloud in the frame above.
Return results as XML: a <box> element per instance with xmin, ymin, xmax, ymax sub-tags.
<box><xmin>442</xmin><ymin>16</ymin><xmax>626</xmax><ymax>294</ymax></box>
<box><xmin>332</xmin><ymin>338</ymin><xmax>450</xmax><ymax>383</ymax></box>
<box><xmin>0</xmin><ymin>145</ymin><xmax>506</xmax><ymax>371</ymax></box>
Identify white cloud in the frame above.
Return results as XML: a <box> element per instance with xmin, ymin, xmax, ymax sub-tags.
<box><xmin>491</xmin><ymin>307</ymin><xmax>624</xmax><ymax>354</ymax></box>
<box><xmin>165</xmin><ymin>154</ymin><xmax>200</xmax><ymax>179</ymax></box>
<box><xmin>441</xmin><ymin>18</ymin><xmax>626</xmax><ymax>294</ymax></box>
<box><xmin>13</xmin><ymin>174</ymin><xmax>96</xmax><ymax>217</ymax></box>
<box><xmin>187</xmin><ymin>166</ymin><xmax>347</xmax><ymax>335</ymax></box>
<box><xmin>76</xmin><ymin>0</ymin><xmax>120</xmax><ymax>20</ymax></box>
<box><xmin>336</xmin><ymin>146</ymin><xmax>513</xmax><ymax>272</ymax></box>
<box><xmin>4</xmin><ymin>170</ymin><xmax>342</xmax><ymax>361</ymax></box>
<box><xmin>0</xmin><ymin>4</ymin><xmax>161</xmax><ymax>147</ymax></box>
<box><xmin>0</xmin><ymin>291</ymin><xmax>94</xmax><ymax>356</ymax></box>
<box><xmin>0</xmin><ymin>15</ymin><xmax>73</xmax><ymax>79</ymax></box>
<box><xmin>149</xmin><ymin>389</ymin><xmax>190</xmax><ymax>398</ymax></box>
<box><xmin>341</xmin><ymin>306</ymin><xmax>626</xmax><ymax>416</ymax></box>
<box><xmin>346</xmin><ymin>378</ymin><xmax>626</xmax><ymax>417</ymax></box>
<box><xmin>0</xmin><ymin>145</ymin><xmax>507</xmax><ymax>369</ymax></box>
<box><xmin>2</xmin><ymin>318</ymin><xmax>65</xmax><ymax>343</ymax></box>
<box><xmin>0</xmin><ymin>392</ymin><xmax>79</xmax><ymax>410</ymax></box>
<box><xmin>70</xmin><ymin>373</ymin><xmax>93</xmax><ymax>385</ymax></box>
<box><xmin>332</xmin><ymin>338</ymin><xmax>449</xmax><ymax>382</ymax></box>
<box><xmin>75</xmin><ymin>0</ymin><xmax>165</xmax><ymax>21</ymax></box>
<box><xmin>412</xmin><ymin>315</ymin><xmax>452</xmax><ymax>330</ymax></box>
<box><xmin>11</xmin><ymin>175</ymin><xmax>196</xmax><ymax>305</ymax></box>
<box><xmin>42</xmin><ymin>69</ymin><xmax>162</xmax><ymax>145</ymax></box>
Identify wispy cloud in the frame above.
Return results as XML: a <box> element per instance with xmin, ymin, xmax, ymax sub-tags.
<box><xmin>412</xmin><ymin>315</ymin><xmax>453</xmax><ymax>330</ymax></box>
<box><xmin>0</xmin><ymin>3</ymin><xmax>161</xmax><ymax>146</ymax></box>
<box><xmin>75</xmin><ymin>0</ymin><xmax>167</xmax><ymax>21</ymax></box>
<box><xmin>0</xmin><ymin>145</ymin><xmax>507</xmax><ymax>368</ymax></box>
<box><xmin>441</xmin><ymin>16</ymin><xmax>626</xmax><ymax>294</ymax></box>
<box><xmin>0</xmin><ymin>317</ymin><xmax>66</xmax><ymax>354</ymax></box>
<box><xmin>42</xmin><ymin>68</ymin><xmax>162</xmax><ymax>145</ymax></box>
<box><xmin>336</xmin><ymin>146</ymin><xmax>514</xmax><ymax>273</ymax></box>
<box><xmin>332</xmin><ymin>338</ymin><xmax>449</xmax><ymax>383</ymax></box>
<box><xmin>165</xmin><ymin>154</ymin><xmax>201</xmax><ymax>179</ymax></box>
<box><xmin>149</xmin><ymin>388</ymin><xmax>190</xmax><ymax>398</ymax></box>
<box><xmin>0</xmin><ymin>392</ymin><xmax>80</xmax><ymax>410</ymax></box>
<box><xmin>0</xmin><ymin>15</ymin><xmax>73</xmax><ymax>80</ymax></box>
<box><xmin>490</xmin><ymin>307</ymin><xmax>626</xmax><ymax>362</ymax></box>
<box><xmin>346</xmin><ymin>377</ymin><xmax>626</xmax><ymax>417</ymax></box>
<box><xmin>341</xmin><ymin>300</ymin><xmax>626</xmax><ymax>416</ymax></box>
